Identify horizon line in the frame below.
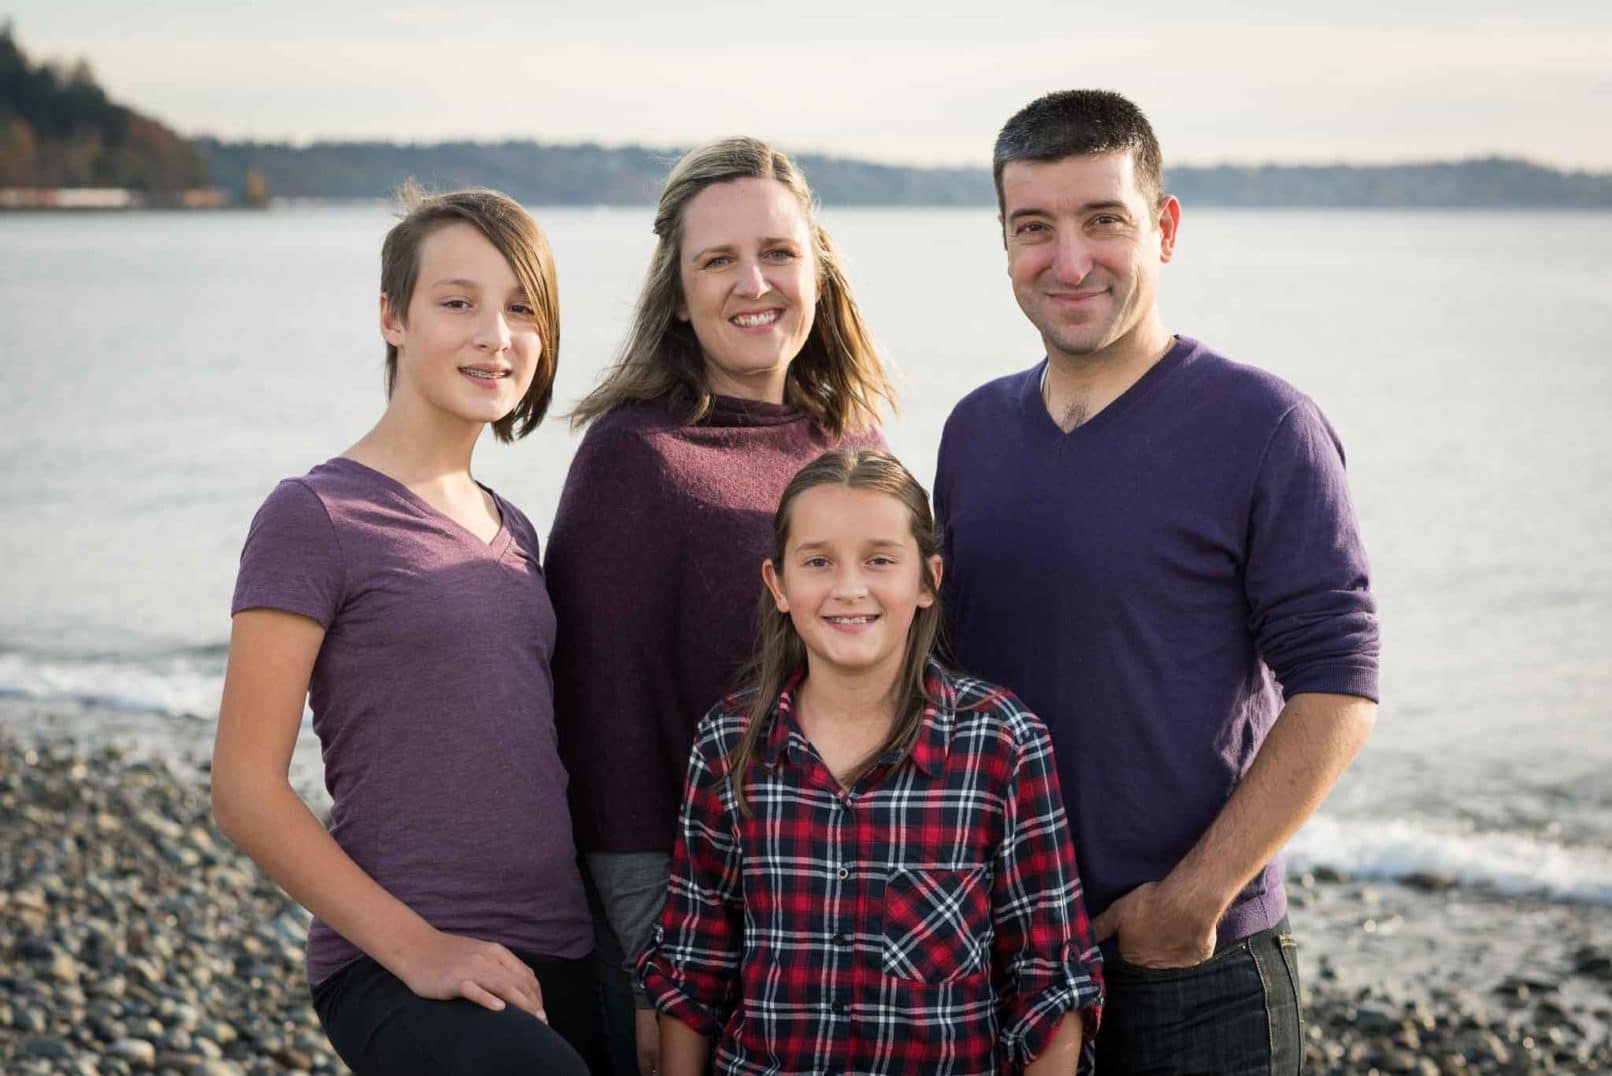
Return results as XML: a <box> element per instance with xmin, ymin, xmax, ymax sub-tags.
<box><xmin>187</xmin><ymin>137</ymin><xmax>1612</xmax><ymax>178</ymax></box>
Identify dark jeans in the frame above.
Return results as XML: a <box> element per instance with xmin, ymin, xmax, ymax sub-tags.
<box><xmin>1095</xmin><ymin>917</ymin><xmax>1302</xmax><ymax>1075</ymax></box>
<box><xmin>312</xmin><ymin>950</ymin><xmax>594</xmax><ymax>1076</ymax></box>
<box><xmin>587</xmin><ymin>901</ymin><xmax>640</xmax><ymax>1076</ymax></box>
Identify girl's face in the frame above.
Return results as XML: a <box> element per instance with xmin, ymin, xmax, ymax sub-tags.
<box><xmin>676</xmin><ymin>176</ymin><xmax>818</xmax><ymax>404</ymax></box>
<box><xmin>762</xmin><ymin>485</ymin><xmax>941</xmax><ymax>683</ymax></box>
<box><xmin>381</xmin><ymin>222</ymin><xmax>542</xmax><ymax>429</ymax></box>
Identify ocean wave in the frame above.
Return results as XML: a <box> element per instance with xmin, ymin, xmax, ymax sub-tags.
<box><xmin>0</xmin><ymin>650</ymin><xmax>224</xmax><ymax>720</ymax></box>
<box><xmin>1288</xmin><ymin>814</ymin><xmax>1612</xmax><ymax>906</ymax></box>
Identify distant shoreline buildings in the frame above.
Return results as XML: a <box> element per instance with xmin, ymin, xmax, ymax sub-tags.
<box><xmin>0</xmin><ymin>187</ymin><xmax>229</xmax><ymax>210</ymax></box>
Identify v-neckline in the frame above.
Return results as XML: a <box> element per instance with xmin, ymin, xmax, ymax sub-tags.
<box><xmin>331</xmin><ymin>457</ymin><xmax>513</xmax><ymax>557</ymax></box>
<box><xmin>1024</xmin><ymin>335</ymin><xmax>1189</xmax><ymax>442</ymax></box>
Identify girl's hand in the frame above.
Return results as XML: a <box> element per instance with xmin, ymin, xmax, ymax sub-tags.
<box><xmin>396</xmin><ymin>929</ymin><xmax>547</xmax><ymax>1021</ymax></box>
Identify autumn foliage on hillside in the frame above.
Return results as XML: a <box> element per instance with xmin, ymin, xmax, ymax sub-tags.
<box><xmin>0</xmin><ymin>23</ymin><xmax>206</xmax><ymax>190</ymax></box>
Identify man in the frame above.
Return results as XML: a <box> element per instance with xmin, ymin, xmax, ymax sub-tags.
<box><xmin>934</xmin><ymin>89</ymin><xmax>1380</xmax><ymax>1073</ymax></box>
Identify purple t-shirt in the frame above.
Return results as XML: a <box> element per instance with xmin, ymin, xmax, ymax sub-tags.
<box><xmin>935</xmin><ymin>337</ymin><xmax>1380</xmax><ymax>945</ymax></box>
<box><xmin>232</xmin><ymin>457</ymin><xmax>592</xmax><ymax>985</ymax></box>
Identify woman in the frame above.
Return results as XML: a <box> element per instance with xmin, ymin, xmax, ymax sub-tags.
<box><xmin>213</xmin><ymin>188</ymin><xmax>593</xmax><ymax>1074</ymax></box>
<box><xmin>545</xmin><ymin>137</ymin><xmax>894</xmax><ymax>1076</ymax></box>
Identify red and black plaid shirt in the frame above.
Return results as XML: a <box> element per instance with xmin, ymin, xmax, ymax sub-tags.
<box><xmin>639</xmin><ymin>661</ymin><xmax>1103</xmax><ymax>1074</ymax></box>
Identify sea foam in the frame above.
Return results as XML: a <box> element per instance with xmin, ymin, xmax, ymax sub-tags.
<box><xmin>1288</xmin><ymin>813</ymin><xmax>1612</xmax><ymax>906</ymax></box>
<box><xmin>0</xmin><ymin>650</ymin><xmax>224</xmax><ymax>720</ymax></box>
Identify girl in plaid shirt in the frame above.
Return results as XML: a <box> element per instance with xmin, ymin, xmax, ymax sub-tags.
<box><xmin>639</xmin><ymin>449</ymin><xmax>1103</xmax><ymax>1075</ymax></box>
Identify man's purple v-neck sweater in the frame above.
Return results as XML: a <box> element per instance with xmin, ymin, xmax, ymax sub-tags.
<box><xmin>934</xmin><ymin>336</ymin><xmax>1380</xmax><ymax>944</ymax></box>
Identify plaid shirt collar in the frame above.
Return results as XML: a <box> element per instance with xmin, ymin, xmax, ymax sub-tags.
<box><xmin>758</xmin><ymin>659</ymin><xmax>957</xmax><ymax>779</ymax></box>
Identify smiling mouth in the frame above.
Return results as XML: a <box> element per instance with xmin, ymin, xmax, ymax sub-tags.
<box><xmin>730</xmin><ymin>310</ymin><xmax>783</xmax><ymax>328</ymax></box>
<box><xmin>824</xmin><ymin>614</ymin><xmax>879</xmax><ymax>625</ymax></box>
<box><xmin>459</xmin><ymin>367</ymin><xmax>510</xmax><ymax>380</ymax></box>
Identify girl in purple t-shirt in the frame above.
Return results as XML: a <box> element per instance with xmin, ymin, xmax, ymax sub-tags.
<box><xmin>214</xmin><ymin>188</ymin><xmax>592</xmax><ymax>1075</ymax></box>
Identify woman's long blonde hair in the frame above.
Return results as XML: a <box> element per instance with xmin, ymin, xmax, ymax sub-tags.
<box><xmin>728</xmin><ymin>449</ymin><xmax>943</xmax><ymax>816</ymax></box>
<box><xmin>570</xmin><ymin>137</ymin><xmax>893</xmax><ymax>437</ymax></box>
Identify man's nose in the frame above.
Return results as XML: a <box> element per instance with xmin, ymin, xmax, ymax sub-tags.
<box><xmin>1050</xmin><ymin>232</ymin><xmax>1094</xmax><ymax>285</ymax></box>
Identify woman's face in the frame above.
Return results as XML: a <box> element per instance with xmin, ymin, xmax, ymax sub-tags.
<box><xmin>675</xmin><ymin>177</ymin><xmax>818</xmax><ymax>403</ymax></box>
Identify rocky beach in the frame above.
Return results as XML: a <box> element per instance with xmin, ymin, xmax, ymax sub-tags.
<box><xmin>0</xmin><ymin>702</ymin><xmax>1606</xmax><ymax>1074</ymax></box>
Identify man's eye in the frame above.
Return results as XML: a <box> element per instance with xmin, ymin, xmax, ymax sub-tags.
<box><xmin>803</xmin><ymin>556</ymin><xmax>830</xmax><ymax>568</ymax></box>
<box><xmin>442</xmin><ymin>299</ymin><xmax>471</xmax><ymax>309</ymax></box>
<box><xmin>1014</xmin><ymin>222</ymin><xmax>1048</xmax><ymax>236</ymax></box>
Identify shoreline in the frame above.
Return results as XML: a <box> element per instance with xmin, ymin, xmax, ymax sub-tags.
<box><xmin>1</xmin><ymin>703</ymin><xmax>1607</xmax><ymax>1073</ymax></box>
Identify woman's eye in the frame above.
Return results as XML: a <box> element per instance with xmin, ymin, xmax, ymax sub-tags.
<box><xmin>803</xmin><ymin>556</ymin><xmax>831</xmax><ymax>569</ymax></box>
<box><xmin>442</xmin><ymin>298</ymin><xmax>471</xmax><ymax>309</ymax></box>
<box><xmin>509</xmin><ymin>303</ymin><xmax>536</xmax><ymax>317</ymax></box>
<box><xmin>704</xmin><ymin>255</ymin><xmax>732</xmax><ymax>269</ymax></box>
<box><xmin>764</xmin><ymin>248</ymin><xmax>796</xmax><ymax>261</ymax></box>
<box><xmin>869</xmin><ymin>556</ymin><xmax>896</xmax><ymax>567</ymax></box>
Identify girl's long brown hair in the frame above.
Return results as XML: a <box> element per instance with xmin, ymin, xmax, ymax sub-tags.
<box><xmin>729</xmin><ymin>449</ymin><xmax>943</xmax><ymax>816</ymax></box>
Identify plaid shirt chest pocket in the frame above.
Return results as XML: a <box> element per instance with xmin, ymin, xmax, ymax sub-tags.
<box><xmin>880</xmin><ymin>865</ymin><xmax>991</xmax><ymax>984</ymax></box>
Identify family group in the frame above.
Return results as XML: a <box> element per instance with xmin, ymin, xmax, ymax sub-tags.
<box><xmin>210</xmin><ymin>89</ymin><xmax>1381</xmax><ymax>1076</ymax></box>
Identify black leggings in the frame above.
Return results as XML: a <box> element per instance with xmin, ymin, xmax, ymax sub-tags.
<box><xmin>312</xmin><ymin>950</ymin><xmax>594</xmax><ymax>1076</ymax></box>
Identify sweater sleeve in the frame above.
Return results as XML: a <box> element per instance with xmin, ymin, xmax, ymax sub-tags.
<box><xmin>545</xmin><ymin>419</ymin><xmax>687</xmax><ymax>853</ymax></box>
<box><xmin>1244</xmin><ymin>398</ymin><xmax>1380</xmax><ymax>702</ymax></box>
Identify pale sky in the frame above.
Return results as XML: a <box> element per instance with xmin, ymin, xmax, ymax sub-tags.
<box><xmin>8</xmin><ymin>0</ymin><xmax>1611</xmax><ymax>169</ymax></box>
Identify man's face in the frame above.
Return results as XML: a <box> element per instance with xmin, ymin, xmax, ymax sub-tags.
<box><xmin>1000</xmin><ymin>151</ymin><xmax>1178</xmax><ymax>362</ymax></box>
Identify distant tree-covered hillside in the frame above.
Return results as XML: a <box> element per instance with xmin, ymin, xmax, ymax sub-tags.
<box><xmin>195</xmin><ymin>139</ymin><xmax>993</xmax><ymax>207</ymax></box>
<box><xmin>1173</xmin><ymin>158</ymin><xmax>1612</xmax><ymax>209</ymax></box>
<box><xmin>199</xmin><ymin>138</ymin><xmax>1612</xmax><ymax>209</ymax></box>
<box><xmin>0</xmin><ymin>23</ymin><xmax>206</xmax><ymax>189</ymax></box>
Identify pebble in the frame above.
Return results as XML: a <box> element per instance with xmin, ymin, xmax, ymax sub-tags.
<box><xmin>107</xmin><ymin>1038</ymin><xmax>157</xmax><ymax>1067</ymax></box>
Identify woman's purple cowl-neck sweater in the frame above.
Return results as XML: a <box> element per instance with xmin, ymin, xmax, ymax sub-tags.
<box><xmin>545</xmin><ymin>395</ymin><xmax>884</xmax><ymax>853</ymax></box>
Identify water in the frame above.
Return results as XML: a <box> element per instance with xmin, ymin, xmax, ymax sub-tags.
<box><xmin>2</xmin><ymin>206</ymin><xmax>1609</xmax><ymax>906</ymax></box>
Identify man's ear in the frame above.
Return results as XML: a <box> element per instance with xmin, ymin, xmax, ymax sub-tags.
<box><xmin>1157</xmin><ymin>196</ymin><xmax>1181</xmax><ymax>263</ymax></box>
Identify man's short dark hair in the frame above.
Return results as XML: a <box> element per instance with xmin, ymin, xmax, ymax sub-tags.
<box><xmin>992</xmin><ymin>89</ymin><xmax>1164</xmax><ymax>213</ymax></box>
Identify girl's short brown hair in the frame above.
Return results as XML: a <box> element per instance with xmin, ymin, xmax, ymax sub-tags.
<box><xmin>380</xmin><ymin>184</ymin><xmax>560</xmax><ymax>442</ymax></box>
